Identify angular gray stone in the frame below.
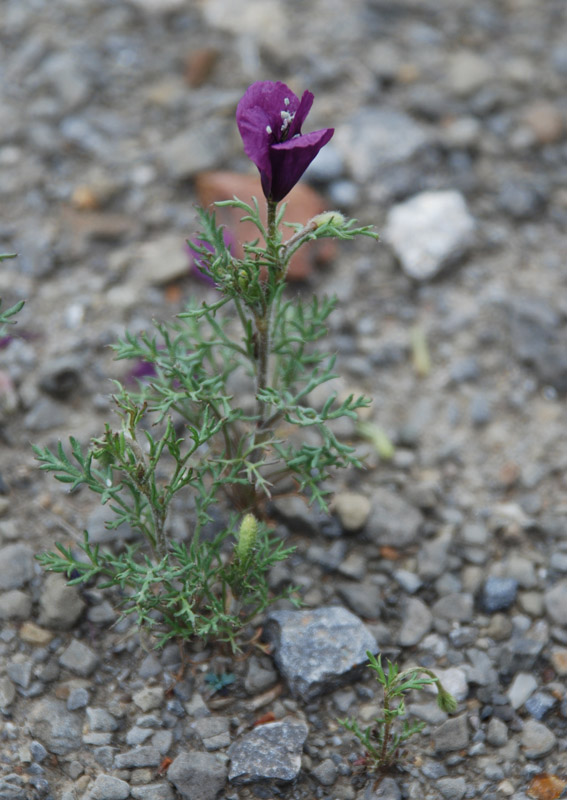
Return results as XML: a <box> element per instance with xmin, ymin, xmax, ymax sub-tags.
<box><xmin>38</xmin><ymin>573</ymin><xmax>86</xmax><ymax>630</ymax></box>
<box><xmin>521</xmin><ymin>719</ymin><xmax>556</xmax><ymax>758</ymax></box>
<box><xmin>384</xmin><ymin>191</ymin><xmax>475</xmax><ymax>281</ymax></box>
<box><xmin>0</xmin><ymin>676</ymin><xmax>16</xmax><ymax>710</ymax></box>
<box><xmin>28</xmin><ymin>698</ymin><xmax>83</xmax><ymax>755</ymax></box>
<box><xmin>167</xmin><ymin>751</ymin><xmax>227</xmax><ymax>800</ymax></box>
<box><xmin>362</xmin><ymin>776</ymin><xmax>402</xmax><ymax>799</ymax></box>
<box><xmin>311</xmin><ymin>757</ymin><xmax>338</xmax><ymax>786</ymax></box>
<box><xmin>507</xmin><ymin>672</ymin><xmax>537</xmax><ymax>710</ymax></box>
<box><xmin>486</xmin><ymin>717</ymin><xmax>508</xmax><ymax>747</ymax></box>
<box><xmin>431</xmin><ymin>593</ymin><xmax>474</xmax><ymax>623</ymax></box>
<box><xmin>160</xmin><ymin>120</ymin><xmax>231</xmax><ymax>180</ymax></box>
<box><xmin>88</xmin><ymin>774</ymin><xmax>130</xmax><ymax>800</ymax></box>
<box><xmin>480</xmin><ymin>576</ymin><xmax>518</xmax><ymax>613</ymax></box>
<box><xmin>190</xmin><ymin>716</ymin><xmax>231</xmax><ymax>751</ymax></box>
<box><xmin>398</xmin><ymin>597</ymin><xmax>432</xmax><ymax>647</ymax></box>
<box><xmin>337</xmin><ymin>108</ymin><xmax>430</xmax><ymax>181</ymax></box>
<box><xmin>365</xmin><ymin>488</ymin><xmax>423</xmax><ymax>548</ymax></box>
<box><xmin>131</xmin><ymin>785</ymin><xmax>175</xmax><ymax>800</ymax></box>
<box><xmin>86</xmin><ymin>707</ymin><xmax>120</xmax><ymax>732</ymax></box>
<box><xmin>432</xmin><ymin>715</ymin><xmax>469</xmax><ymax>753</ymax></box>
<box><xmin>265</xmin><ymin>606</ymin><xmax>378</xmax><ymax>701</ymax></box>
<box><xmin>336</xmin><ymin>581</ymin><xmax>381</xmax><ymax>619</ymax></box>
<box><xmin>0</xmin><ymin>544</ymin><xmax>35</xmax><ymax>590</ymax></box>
<box><xmin>437</xmin><ymin>777</ymin><xmax>466</xmax><ymax>800</ymax></box>
<box><xmin>228</xmin><ymin>719</ymin><xmax>308</xmax><ymax>785</ymax></box>
<box><xmin>59</xmin><ymin>639</ymin><xmax>99</xmax><ymax>677</ymax></box>
<box><xmin>244</xmin><ymin>655</ymin><xmax>277</xmax><ymax>694</ymax></box>
<box><xmin>114</xmin><ymin>746</ymin><xmax>162</xmax><ymax>769</ymax></box>
<box><xmin>544</xmin><ymin>580</ymin><xmax>567</xmax><ymax>625</ymax></box>
<box><xmin>0</xmin><ymin>589</ymin><xmax>32</xmax><ymax>620</ymax></box>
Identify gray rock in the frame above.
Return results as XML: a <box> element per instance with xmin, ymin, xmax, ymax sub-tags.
<box><xmin>525</xmin><ymin>692</ymin><xmax>556</xmax><ymax>720</ymax></box>
<box><xmin>270</xmin><ymin>495</ymin><xmax>325</xmax><ymax>536</ymax></box>
<box><xmin>398</xmin><ymin>597</ymin><xmax>432</xmax><ymax>647</ymax></box>
<box><xmin>544</xmin><ymin>580</ymin><xmax>567</xmax><ymax>625</ymax></box>
<box><xmin>136</xmin><ymin>235</ymin><xmax>190</xmax><ymax>287</ymax></box>
<box><xmin>88</xmin><ymin>774</ymin><xmax>130</xmax><ymax>800</ymax></box>
<box><xmin>7</xmin><ymin>657</ymin><xmax>32</xmax><ymax>688</ymax></box>
<box><xmin>87</xmin><ymin>600</ymin><xmax>117</xmax><ymax>625</ymax></box>
<box><xmin>336</xmin><ymin>108</ymin><xmax>430</xmax><ymax>181</ymax></box>
<box><xmin>265</xmin><ymin>606</ymin><xmax>378</xmax><ymax>701</ymax></box>
<box><xmin>133</xmin><ymin>686</ymin><xmax>164</xmax><ymax>712</ymax></box>
<box><xmin>486</xmin><ymin>717</ymin><xmax>508</xmax><ymax>747</ymax></box>
<box><xmin>38</xmin><ymin>355</ymin><xmax>83</xmax><ymax>398</ymax></box>
<box><xmin>0</xmin><ymin>676</ymin><xmax>16</xmax><ymax>710</ymax></box>
<box><xmin>363</xmin><ymin>776</ymin><xmax>401</xmax><ymax>799</ymax></box>
<box><xmin>480</xmin><ymin>576</ymin><xmax>518</xmax><ymax>613</ymax></box>
<box><xmin>24</xmin><ymin>397</ymin><xmax>67</xmax><ymax>431</ymax></box>
<box><xmin>417</xmin><ymin>528</ymin><xmax>452</xmax><ymax>580</ymax></box>
<box><xmin>67</xmin><ymin>687</ymin><xmax>89</xmax><ymax>711</ymax></box>
<box><xmin>305</xmin><ymin>143</ymin><xmax>344</xmax><ymax>181</ymax></box>
<box><xmin>59</xmin><ymin>639</ymin><xmax>99</xmax><ymax>677</ymax></box>
<box><xmin>244</xmin><ymin>655</ymin><xmax>277</xmax><ymax>694</ymax></box>
<box><xmin>311</xmin><ymin>757</ymin><xmax>337</xmax><ymax>786</ymax></box>
<box><xmin>167</xmin><ymin>751</ymin><xmax>227</xmax><ymax>800</ymax></box>
<box><xmin>160</xmin><ymin>120</ymin><xmax>231</xmax><ymax>180</ymax></box>
<box><xmin>507</xmin><ymin>672</ymin><xmax>537</xmax><ymax>709</ymax></box>
<box><xmin>228</xmin><ymin>719</ymin><xmax>308</xmax><ymax>785</ymax></box>
<box><xmin>86</xmin><ymin>707</ymin><xmax>119</xmax><ymax>732</ymax></box>
<box><xmin>0</xmin><ymin>544</ymin><xmax>35</xmax><ymax>590</ymax></box>
<box><xmin>385</xmin><ymin>191</ymin><xmax>475</xmax><ymax>281</ymax></box>
<box><xmin>28</xmin><ymin>698</ymin><xmax>83</xmax><ymax>755</ymax></box>
<box><xmin>393</xmin><ymin>569</ymin><xmax>422</xmax><ymax>594</ymax></box>
<box><xmin>447</xmin><ymin>51</ymin><xmax>493</xmax><ymax>97</ymax></box>
<box><xmin>497</xmin><ymin>180</ymin><xmax>546</xmax><ymax>220</ymax></box>
<box><xmin>470</xmin><ymin>392</ymin><xmax>492</xmax><ymax>426</ymax></box>
<box><xmin>0</xmin><ymin>589</ymin><xmax>32</xmax><ymax>620</ymax></box>
<box><xmin>521</xmin><ymin>719</ymin><xmax>556</xmax><ymax>758</ymax></box>
<box><xmin>437</xmin><ymin>777</ymin><xmax>466</xmax><ymax>800</ymax></box>
<box><xmin>131</xmin><ymin>785</ymin><xmax>175</xmax><ymax>800</ymax></box>
<box><xmin>336</xmin><ymin>581</ymin><xmax>381</xmax><ymax>619</ymax></box>
<box><xmin>431</xmin><ymin>593</ymin><xmax>474</xmax><ymax>623</ymax></box>
<box><xmin>127</xmin><ymin>727</ymin><xmax>153</xmax><ymax>746</ymax></box>
<box><xmin>114</xmin><ymin>746</ymin><xmax>162</xmax><ymax>769</ymax></box>
<box><xmin>190</xmin><ymin>716</ymin><xmax>231</xmax><ymax>751</ymax></box>
<box><xmin>38</xmin><ymin>573</ymin><xmax>86</xmax><ymax>630</ymax></box>
<box><xmin>365</xmin><ymin>488</ymin><xmax>423</xmax><ymax>548</ymax></box>
<box><xmin>432</xmin><ymin>715</ymin><xmax>469</xmax><ymax>753</ymax></box>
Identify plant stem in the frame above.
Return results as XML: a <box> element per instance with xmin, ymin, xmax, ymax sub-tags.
<box><xmin>254</xmin><ymin>200</ymin><xmax>279</xmax><ymax>428</ymax></box>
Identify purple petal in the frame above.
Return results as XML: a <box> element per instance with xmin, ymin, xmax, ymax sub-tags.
<box><xmin>287</xmin><ymin>91</ymin><xmax>314</xmax><ymax>138</ymax></box>
<box><xmin>268</xmin><ymin>127</ymin><xmax>334</xmax><ymax>202</ymax></box>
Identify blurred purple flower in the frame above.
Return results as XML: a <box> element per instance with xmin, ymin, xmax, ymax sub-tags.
<box><xmin>236</xmin><ymin>80</ymin><xmax>334</xmax><ymax>202</ymax></box>
<box><xmin>187</xmin><ymin>229</ymin><xmax>236</xmax><ymax>288</ymax></box>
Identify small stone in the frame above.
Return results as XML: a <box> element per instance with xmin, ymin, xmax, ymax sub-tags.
<box><xmin>384</xmin><ymin>191</ymin><xmax>475</xmax><ymax>281</ymax></box>
<box><xmin>88</xmin><ymin>774</ymin><xmax>130</xmax><ymax>800</ymax></box>
<box><xmin>365</xmin><ymin>488</ymin><xmax>423</xmax><ymax>548</ymax></box>
<box><xmin>544</xmin><ymin>580</ymin><xmax>567</xmax><ymax>626</ymax></box>
<box><xmin>333</xmin><ymin>493</ymin><xmax>371</xmax><ymax>532</ymax></box>
<box><xmin>38</xmin><ymin>574</ymin><xmax>86</xmax><ymax>630</ymax></box>
<box><xmin>507</xmin><ymin>672</ymin><xmax>537</xmax><ymax>709</ymax></box>
<box><xmin>67</xmin><ymin>687</ymin><xmax>89</xmax><ymax>711</ymax></box>
<box><xmin>160</xmin><ymin>121</ymin><xmax>231</xmax><ymax>181</ymax></box>
<box><xmin>523</xmin><ymin>101</ymin><xmax>564</xmax><ymax>145</ymax></box>
<box><xmin>131</xmin><ymin>785</ymin><xmax>175</xmax><ymax>800</ymax></box>
<box><xmin>524</xmin><ymin>692</ymin><xmax>556</xmax><ymax>720</ymax></box>
<box><xmin>228</xmin><ymin>719</ymin><xmax>308</xmax><ymax>784</ymax></box>
<box><xmin>336</xmin><ymin>581</ymin><xmax>381</xmax><ymax>619</ymax></box>
<box><xmin>0</xmin><ymin>590</ymin><xmax>32</xmax><ymax>620</ymax></box>
<box><xmin>265</xmin><ymin>606</ymin><xmax>378</xmax><ymax>702</ymax></box>
<box><xmin>127</xmin><ymin>727</ymin><xmax>153</xmax><ymax>746</ymax></box>
<box><xmin>59</xmin><ymin>639</ymin><xmax>99</xmax><ymax>677</ymax></box>
<box><xmin>363</xmin><ymin>776</ymin><xmax>401</xmax><ymax>799</ymax></box>
<box><xmin>244</xmin><ymin>656</ymin><xmax>277</xmax><ymax>695</ymax></box>
<box><xmin>486</xmin><ymin>717</ymin><xmax>508</xmax><ymax>747</ymax></box>
<box><xmin>167</xmin><ymin>751</ymin><xmax>227</xmax><ymax>800</ymax></box>
<box><xmin>7</xmin><ymin>656</ymin><xmax>32</xmax><ymax>687</ymax></box>
<box><xmin>393</xmin><ymin>569</ymin><xmax>422</xmax><ymax>594</ymax></box>
<box><xmin>86</xmin><ymin>707</ymin><xmax>119</xmax><ymax>732</ymax></box>
<box><xmin>431</xmin><ymin>593</ymin><xmax>474</xmax><ymax>623</ymax></box>
<box><xmin>0</xmin><ymin>676</ymin><xmax>16</xmax><ymax>709</ymax></box>
<box><xmin>19</xmin><ymin>622</ymin><xmax>53</xmax><ymax>646</ymax></box>
<box><xmin>133</xmin><ymin>686</ymin><xmax>164</xmax><ymax>712</ymax></box>
<box><xmin>114</xmin><ymin>747</ymin><xmax>162</xmax><ymax>769</ymax></box>
<box><xmin>311</xmin><ymin>758</ymin><xmax>338</xmax><ymax>786</ymax></box>
<box><xmin>28</xmin><ymin>698</ymin><xmax>83</xmax><ymax>755</ymax></box>
<box><xmin>136</xmin><ymin>235</ymin><xmax>191</xmax><ymax>287</ymax></box>
<box><xmin>87</xmin><ymin>601</ymin><xmax>117</xmax><ymax>625</ymax></box>
<box><xmin>550</xmin><ymin>647</ymin><xmax>567</xmax><ymax>675</ymax></box>
<box><xmin>432</xmin><ymin>715</ymin><xmax>469</xmax><ymax>753</ymax></box>
<box><xmin>437</xmin><ymin>777</ymin><xmax>466</xmax><ymax>800</ymax></box>
<box><xmin>521</xmin><ymin>719</ymin><xmax>556</xmax><ymax>758</ymax></box>
<box><xmin>0</xmin><ymin>544</ymin><xmax>35</xmax><ymax>590</ymax></box>
<box><xmin>480</xmin><ymin>577</ymin><xmax>518</xmax><ymax>613</ymax></box>
<box><xmin>138</xmin><ymin>653</ymin><xmax>163</xmax><ymax>680</ymax></box>
<box><xmin>190</xmin><ymin>717</ymin><xmax>230</xmax><ymax>751</ymax></box>
<box><xmin>398</xmin><ymin>597</ymin><xmax>432</xmax><ymax>647</ymax></box>
<box><xmin>447</xmin><ymin>51</ymin><xmax>493</xmax><ymax>97</ymax></box>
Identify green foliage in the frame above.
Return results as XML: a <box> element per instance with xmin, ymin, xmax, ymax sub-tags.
<box><xmin>340</xmin><ymin>651</ymin><xmax>457</xmax><ymax>775</ymax></box>
<box><xmin>35</xmin><ymin>196</ymin><xmax>377</xmax><ymax>650</ymax></box>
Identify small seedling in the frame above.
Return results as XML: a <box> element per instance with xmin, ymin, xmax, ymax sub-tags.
<box><xmin>205</xmin><ymin>671</ymin><xmax>236</xmax><ymax>695</ymax></box>
<box><xmin>340</xmin><ymin>650</ymin><xmax>457</xmax><ymax>777</ymax></box>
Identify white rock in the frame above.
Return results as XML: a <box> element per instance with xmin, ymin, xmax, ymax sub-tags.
<box><xmin>385</xmin><ymin>190</ymin><xmax>475</xmax><ymax>280</ymax></box>
<box><xmin>507</xmin><ymin>672</ymin><xmax>537</xmax><ymax>709</ymax></box>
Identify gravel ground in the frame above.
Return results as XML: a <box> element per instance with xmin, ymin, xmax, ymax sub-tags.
<box><xmin>2</xmin><ymin>1</ymin><xmax>567</xmax><ymax>799</ymax></box>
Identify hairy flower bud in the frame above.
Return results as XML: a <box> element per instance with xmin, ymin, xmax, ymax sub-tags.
<box><xmin>436</xmin><ymin>684</ymin><xmax>458</xmax><ymax>713</ymax></box>
<box><xmin>235</xmin><ymin>513</ymin><xmax>258</xmax><ymax>562</ymax></box>
<box><xmin>311</xmin><ymin>211</ymin><xmax>346</xmax><ymax>229</ymax></box>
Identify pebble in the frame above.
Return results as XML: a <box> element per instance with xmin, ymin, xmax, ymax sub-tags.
<box><xmin>228</xmin><ymin>719</ymin><xmax>308</xmax><ymax>784</ymax></box>
<box><xmin>244</xmin><ymin>655</ymin><xmax>278</xmax><ymax>694</ymax></box>
<box><xmin>167</xmin><ymin>751</ymin><xmax>228</xmax><ymax>800</ymax></box>
<box><xmin>311</xmin><ymin>757</ymin><xmax>338</xmax><ymax>786</ymax></box>
<box><xmin>0</xmin><ymin>589</ymin><xmax>32</xmax><ymax>620</ymax></box>
<box><xmin>480</xmin><ymin>577</ymin><xmax>519</xmax><ymax>613</ymax></box>
<box><xmin>506</xmin><ymin>672</ymin><xmax>537</xmax><ymax>709</ymax></box>
<box><xmin>433</xmin><ymin>715</ymin><xmax>470</xmax><ymax>753</ymax></box>
<box><xmin>364</xmin><ymin>488</ymin><xmax>423</xmax><ymax>547</ymax></box>
<box><xmin>28</xmin><ymin>698</ymin><xmax>83</xmax><ymax>755</ymax></box>
<box><xmin>190</xmin><ymin>716</ymin><xmax>231</xmax><ymax>751</ymax></box>
<box><xmin>384</xmin><ymin>191</ymin><xmax>475</xmax><ymax>281</ymax></box>
<box><xmin>437</xmin><ymin>777</ymin><xmax>466</xmax><ymax>800</ymax></box>
<box><xmin>88</xmin><ymin>774</ymin><xmax>130</xmax><ymax>800</ymax></box>
<box><xmin>0</xmin><ymin>675</ymin><xmax>16</xmax><ymax>710</ymax></box>
<box><xmin>447</xmin><ymin>51</ymin><xmax>494</xmax><ymax>97</ymax></box>
<box><xmin>398</xmin><ymin>597</ymin><xmax>432</xmax><ymax>646</ymax></box>
<box><xmin>133</xmin><ymin>686</ymin><xmax>165</xmax><ymax>712</ymax></box>
<box><xmin>67</xmin><ymin>687</ymin><xmax>89</xmax><ymax>711</ymax></box>
<box><xmin>336</xmin><ymin>581</ymin><xmax>381</xmax><ymax>619</ymax></box>
<box><xmin>0</xmin><ymin>544</ymin><xmax>35</xmax><ymax>590</ymax></box>
<box><xmin>59</xmin><ymin>639</ymin><xmax>100</xmax><ymax>677</ymax></box>
<box><xmin>159</xmin><ymin>121</ymin><xmax>231</xmax><ymax>180</ymax></box>
<box><xmin>114</xmin><ymin>746</ymin><xmax>162</xmax><ymax>769</ymax></box>
<box><xmin>432</xmin><ymin>593</ymin><xmax>474</xmax><ymax>623</ymax></box>
<box><xmin>265</xmin><ymin>606</ymin><xmax>378</xmax><ymax>701</ymax></box>
<box><xmin>544</xmin><ymin>580</ymin><xmax>567</xmax><ymax>626</ymax></box>
<box><xmin>130</xmin><ymin>786</ymin><xmax>175</xmax><ymax>800</ymax></box>
<box><xmin>38</xmin><ymin>574</ymin><xmax>86</xmax><ymax>630</ymax></box>
<box><xmin>524</xmin><ymin>692</ymin><xmax>556</xmax><ymax>720</ymax></box>
<box><xmin>521</xmin><ymin>719</ymin><xmax>557</xmax><ymax>758</ymax></box>
<box><xmin>333</xmin><ymin>492</ymin><xmax>371</xmax><ymax>532</ymax></box>
<box><xmin>486</xmin><ymin>717</ymin><xmax>509</xmax><ymax>747</ymax></box>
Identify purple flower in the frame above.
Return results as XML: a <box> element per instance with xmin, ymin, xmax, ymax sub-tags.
<box><xmin>236</xmin><ymin>81</ymin><xmax>334</xmax><ymax>203</ymax></box>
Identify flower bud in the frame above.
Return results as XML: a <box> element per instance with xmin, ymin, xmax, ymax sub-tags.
<box><xmin>436</xmin><ymin>684</ymin><xmax>458</xmax><ymax>713</ymax></box>
<box><xmin>235</xmin><ymin>513</ymin><xmax>258</xmax><ymax>562</ymax></box>
<box><xmin>311</xmin><ymin>211</ymin><xmax>346</xmax><ymax>229</ymax></box>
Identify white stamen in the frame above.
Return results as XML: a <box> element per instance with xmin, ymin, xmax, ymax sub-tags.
<box><xmin>266</xmin><ymin>125</ymin><xmax>272</xmax><ymax>134</ymax></box>
<box><xmin>284</xmin><ymin>97</ymin><xmax>290</xmax><ymax>106</ymax></box>
<box><xmin>280</xmin><ymin>109</ymin><xmax>295</xmax><ymax>133</ymax></box>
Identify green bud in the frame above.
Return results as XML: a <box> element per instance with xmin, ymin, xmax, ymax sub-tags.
<box><xmin>235</xmin><ymin>513</ymin><xmax>257</xmax><ymax>562</ymax></box>
<box><xmin>237</xmin><ymin>269</ymin><xmax>249</xmax><ymax>291</ymax></box>
<box><xmin>436</xmin><ymin>684</ymin><xmax>458</xmax><ymax>714</ymax></box>
<box><xmin>311</xmin><ymin>211</ymin><xmax>346</xmax><ymax>229</ymax></box>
